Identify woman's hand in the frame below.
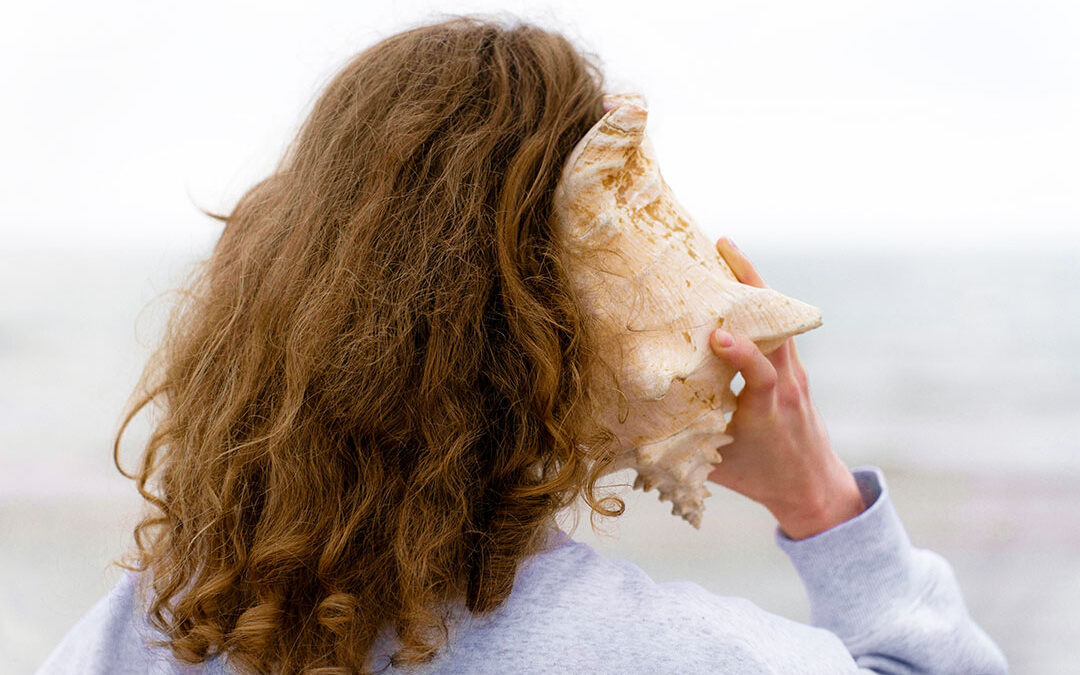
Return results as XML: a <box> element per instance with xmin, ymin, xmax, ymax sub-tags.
<box><xmin>706</xmin><ymin>238</ymin><xmax>866</xmax><ymax>540</ymax></box>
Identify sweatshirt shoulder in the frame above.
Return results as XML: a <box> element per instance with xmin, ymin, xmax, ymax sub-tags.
<box><xmin>36</xmin><ymin>571</ymin><xmax>223</xmax><ymax>675</ymax></box>
<box><xmin>482</xmin><ymin>537</ymin><xmax>857</xmax><ymax>674</ymax></box>
<box><xmin>36</xmin><ymin>572</ymin><xmax>153</xmax><ymax>674</ymax></box>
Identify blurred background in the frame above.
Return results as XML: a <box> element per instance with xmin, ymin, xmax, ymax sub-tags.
<box><xmin>2</xmin><ymin>0</ymin><xmax>1077</xmax><ymax>672</ymax></box>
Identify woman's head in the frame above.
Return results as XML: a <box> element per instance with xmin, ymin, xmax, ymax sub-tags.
<box><xmin>114</xmin><ymin>14</ymin><xmax>622</xmax><ymax>674</ymax></box>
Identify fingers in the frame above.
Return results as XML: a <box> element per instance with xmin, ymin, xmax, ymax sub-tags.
<box><xmin>762</xmin><ymin>338</ymin><xmax>810</xmax><ymax>396</ymax></box>
<box><xmin>710</xmin><ymin>329</ymin><xmax>777</xmax><ymax>395</ymax></box>
<box><xmin>765</xmin><ymin>338</ymin><xmax>793</xmax><ymax>371</ymax></box>
<box><xmin>716</xmin><ymin>237</ymin><xmax>769</xmax><ymax>289</ymax></box>
<box><xmin>713</xmin><ymin>237</ymin><xmax>811</xmax><ymax>393</ymax></box>
<box><xmin>786</xmin><ymin>340</ymin><xmax>810</xmax><ymax>390</ymax></box>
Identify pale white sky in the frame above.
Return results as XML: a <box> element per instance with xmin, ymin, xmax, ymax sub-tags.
<box><xmin>2</xmin><ymin>0</ymin><xmax>1077</xmax><ymax>254</ymax></box>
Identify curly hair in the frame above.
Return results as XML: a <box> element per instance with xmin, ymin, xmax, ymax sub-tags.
<box><xmin>112</xmin><ymin>14</ymin><xmax>625</xmax><ymax>674</ymax></box>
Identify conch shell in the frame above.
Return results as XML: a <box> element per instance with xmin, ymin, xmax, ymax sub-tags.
<box><xmin>552</xmin><ymin>92</ymin><xmax>823</xmax><ymax>527</ymax></box>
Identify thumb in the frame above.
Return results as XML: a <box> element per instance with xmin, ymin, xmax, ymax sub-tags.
<box><xmin>710</xmin><ymin>329</ymin><xmax>778</xmax><ymax>395</ymax></box>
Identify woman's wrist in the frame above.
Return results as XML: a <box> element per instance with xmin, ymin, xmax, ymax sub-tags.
<box><xmin>768</xmin><ymin>471</ymin><xmax>867</xmax><ymax>540</ymax></box>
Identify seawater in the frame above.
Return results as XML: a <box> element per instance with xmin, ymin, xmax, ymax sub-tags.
<box><xmin>1</xmin><ymin>245</ymin><xmax>1078</xmax><ymax>498</ymax></box>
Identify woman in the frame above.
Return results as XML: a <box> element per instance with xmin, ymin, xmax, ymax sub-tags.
<box><xmin>39</xmin><ymin>15</ymin><xmax>1007</xmax><ymax>674</ymax></box>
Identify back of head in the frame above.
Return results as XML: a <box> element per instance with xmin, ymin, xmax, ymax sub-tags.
<box><xmin>114</xmin><ymin>13</ymin><xmax>624</xmax><ymax>675</ymax></box>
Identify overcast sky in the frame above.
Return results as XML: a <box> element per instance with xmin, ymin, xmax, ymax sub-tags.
<box><xmin>2</xmin><ymin>0</ymin><xmax>1077</xmax><ymax>254</ymax></box>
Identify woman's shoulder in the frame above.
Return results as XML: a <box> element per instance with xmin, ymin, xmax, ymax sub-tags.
<box><xmin>36</xmin><ymin>571</ymin><xmax>227</xmax><ymax>675</ymax></box>
<box><xmin>433</xmin><ymin>531</ymin><xmax>857</xmax><ymax>674</ymax></box>
<box><xmin>37</xmin><ymin>571</ymin><xmax>145</xmax><ymax>674</ymax></box>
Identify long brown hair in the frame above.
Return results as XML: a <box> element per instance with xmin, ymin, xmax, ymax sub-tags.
<box><xmin>113</xmin><ymin>14</ymin><xmax>624</xmax><ymax>674</ymax></box>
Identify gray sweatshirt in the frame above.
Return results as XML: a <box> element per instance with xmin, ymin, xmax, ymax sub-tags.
<box><xmin>37</xmin><ymin>466</ymin><xmax>1008</xmax><ymax>674</ymax></box>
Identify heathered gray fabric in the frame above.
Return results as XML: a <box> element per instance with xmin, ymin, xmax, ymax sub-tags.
<box><xmin>37</xmin><ymin>466</ymin><xmax>1008</xmax><ymax>674</ymax></box>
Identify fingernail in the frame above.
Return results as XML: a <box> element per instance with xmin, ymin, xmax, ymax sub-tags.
<box><xmin>713</xmin><ymin>329</ymin><xmax>733</xmax><ymax>348</ymax></box>
<box><xmin>728</xmin><ymin>238</ymin><xmax>740</xmax><ymax>251</ymax></box>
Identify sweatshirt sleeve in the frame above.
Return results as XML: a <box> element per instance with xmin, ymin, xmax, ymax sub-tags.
<box><xmin>774</xmin><ymin>465</ymin><xmax>1008</xmax><ymax>675</ymax></box>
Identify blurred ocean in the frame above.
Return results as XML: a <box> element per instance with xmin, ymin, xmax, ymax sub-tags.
<box><xmin>2</xmin><ymin>245</ymin><xmax>1078</xmax><ymax>673</ymax></box>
